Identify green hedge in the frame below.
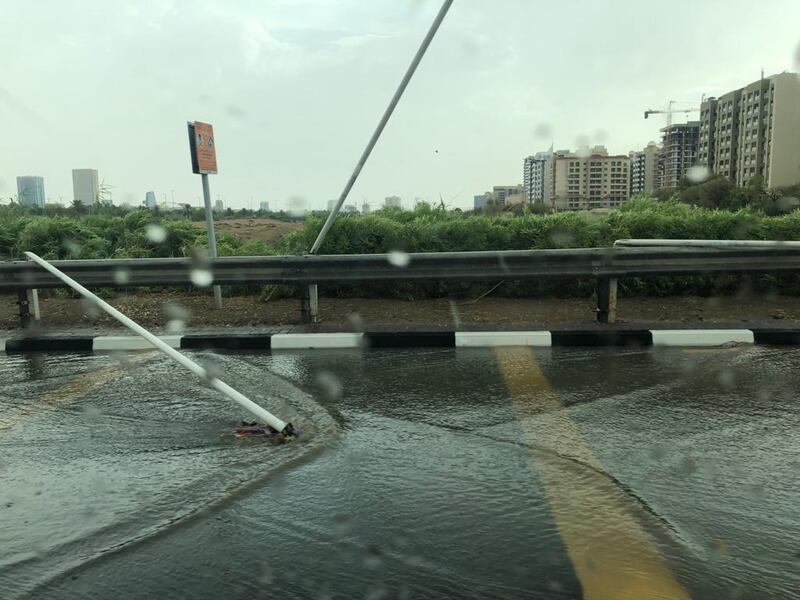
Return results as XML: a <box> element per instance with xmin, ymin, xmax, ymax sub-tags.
<box><xmin>3</xmin><ymin>200</ymin><xmax>800</xmax><ymax>299</ymax></box>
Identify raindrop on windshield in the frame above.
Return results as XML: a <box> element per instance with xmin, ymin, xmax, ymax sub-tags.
<box><xmin>776</xmin><ymin>196</ymin><xmax>800</xmax><ymax>212</ymax></box>
<box><xmin>347</xmin><ymin>312</ymin><xmax>364</xmax><ymax>331</ymax></box>
<box><xmin>363</xmin><ymin>545</ymin><xmax>384</xmax><ymax>570</ymax></box>
<box><xmin>288</xmin><ymin>196</ymin><xmax>306</xmax><ymax>218</ymax></box>
<box><xmin>258</xmin><ymin>564</ymin><xmax>274</xmax><ymax>585</ymax></box>
<box><xmin>190</xmin><ymin>268</ymin><xmax>213</xmax><ymax>287</ymax></box>
<box><xmin>387</xmin><ymin>250</ymin><xmax>410</xmax><ymax>268</ymax></box>
<box><xmin>145</xmin><ymin>224</ymin><xmax>167</xmax><ymax>243</ymax></box>
<box><xmin>316</xmin><ymin>371</ymin><xmax>343</xmax><ymax>400</ymax></box>
<box><xmin>80</xmin><ymin>297</ymin><xmax>101</xmax><ymax>320</ymax></box>
<box><xmin>364</xmin><ymin>583</ymin><xmax>388</xmax><ymax>600</ymax></box>
<box><xmin>686</xmin><ymin>165</ymin><xmax>711</xmax><ymax>183</ymax></box>
<box><xmin>533</xmin><ymin>122</ymin><xmax>552</xmax><ymax>139</ymax></box>
<box><xmin>63</xmin><ymin>239</ymin><xmax>82</xmax><ymax>256</ymax></box>
<box><xmin>113</xmin><ymin>267</ymin><xmax>130</xmax><ymax>285</ymax></box>
<box><xmin>594</xmin><ymin>129</ymin><xmax>608</xmax><ymax>143</ymax></box>
<box><xmin>717</xmin><ymin>368</ymin><xmax>735</xmax><ymax>390</ymax></box>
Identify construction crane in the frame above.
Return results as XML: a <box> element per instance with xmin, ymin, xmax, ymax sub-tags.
<box><xmin>644</xmin><ymin>100</ymin><xmax>699</xmax><ymax>128</ymax></box>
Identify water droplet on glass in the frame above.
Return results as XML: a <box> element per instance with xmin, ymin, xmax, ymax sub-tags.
<box><xmin>679</xmin><ymin>455</ymin><xmax>698</xmax><ymax>476</ymax></box>
<box><xmin>387</xmin><ymin>250</ymin><xmax>410</xmax><ymax>268</ymax></box>
<box><xmin>594</xmin><ymin>129</ymin><xmax>608</xmax><ymax>143</ymax></box>
<box><xmin>549</xmin><ymin>230</ymin><xmax>576</xmax><ymax>247</ymax></box>
<box><xmin>364</xmin><ymin>583</ymin><xmax>388</xmax><ymax>600</ymax></box>
<box><xmin>717</xmin><ymin>368</ymin><xmax>735</xmax><ymax>390</ymax></box>
<box><xmin>347</xmin><ymin>312</ymin><xmax>364</xmax><ymax>331</ymax></box>
<box><xmin>83</xmin><ymin>404</ymin><xmax>102</xmax><ymax>420</ymax></box>
<box><xmin>258</xmin><ymin>564</ymin><xmax>274</xmax><ymax>584</ymax></box>
<box><xmin>575</xmin><ymin>145</ymin><xmax>591</xmax><ymax>159</ymax></box>
<box><xmin>316</xmin><ymin>371</ymin><xmax>343</xmax><ymax>401</ymax></box>
<box><xmin>164</xmin><ymin>302</ymin><xmax>190</xmax><ymax>322</ymax></box>
<box><xmin>190</xmin><ymin>268</ymin><xmax>213</xmax><ymax>287</ymax></box>
<box><xmin>288</xmin><ymin>196</ymin><xmax>306</xmax><ymax>218</ymax></box>
<box><xmin>363</xmin><ymin>546</ymin><xmax>384</xmax><ymax>570</ymax></box>
<box><xmin>226</xmin><ymin>105</ymin><xmax>246</xmax><ymax>119</ymax></box>
<box><xmin>533</xmin><ymin>123</ymin><xmax>552</xmax><ymax>139</ymax></box>
<box><xmin>80</xmin><ymin>297</ymin><xmax>101</xmax><ymax>320</ymax></box>
<box><xmin>63</xmin><ymin>239</ymin><xmax>82</xmax><ymax>255</ymax></box>
<box><xmin>333</xmin><ymin>513</ymin><xmax>352</xmax><ymax>536</ymax></box>
<box><xmin>776</xmin><ymin>196</ymin><xmax>800</xmax><ymax>212</ymax></box>
<box><xmin>145</xmin><ymin>224</ymin><xmax>167</xmax><ymax>243</ymax></box>
<box><xmin>167</xmin><ymin>319</ymin><xmax>186</xmax><ymax>334</ymax></box>
<box><xmin>687</xmin><ymin>165</ymin><xmax>711</xmax><ymax>183</ymax></box>
<box><xmin>113</xmin><ymin>267</ymin><xmax>130</xmax><ymax>285</ymax></box>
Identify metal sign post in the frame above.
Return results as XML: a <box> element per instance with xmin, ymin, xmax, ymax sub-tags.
<box><xmin>188</xmin><ymin>121</ymin><xmax>223</xmax><ymax>309</ymax></box>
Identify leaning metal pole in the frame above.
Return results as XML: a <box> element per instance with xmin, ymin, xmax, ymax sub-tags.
<box><xmin>24</xmin><ymin>251</ymin><xmax>295</xmax><ymax>437</ymax></box>
<box><xmin>302</xmin><ymin>0</ymin><xmax>455</xmax><ymax>322</ymax></box>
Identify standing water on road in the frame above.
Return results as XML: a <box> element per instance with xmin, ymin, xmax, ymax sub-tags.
<box><xmin>1</xmin><ymin>346</ymin><xmax>799</xmax><ymax>599</ymax></box>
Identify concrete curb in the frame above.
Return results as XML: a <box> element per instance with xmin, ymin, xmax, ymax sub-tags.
<box><xmin>1</xmin><ymin>329</ymin><xmax>799</xmax><ymax>353</ymax></box>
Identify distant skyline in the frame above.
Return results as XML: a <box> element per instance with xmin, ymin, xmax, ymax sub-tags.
<box><xmin>1</xmin><ymin>0</ymin><xmax>799</xmax><ymax>210</ymax></box>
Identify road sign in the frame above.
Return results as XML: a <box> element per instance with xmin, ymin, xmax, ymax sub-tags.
<box><xmin>187</xmin><ymin>121</ymin><xmax>218</xmax><ymax>175</ymax></box>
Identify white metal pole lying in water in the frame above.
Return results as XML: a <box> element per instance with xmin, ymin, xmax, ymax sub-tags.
<box><xmin>24</xmin><ymin>251</ymin><xmax>295</xmax><ymax>437</ymax></box>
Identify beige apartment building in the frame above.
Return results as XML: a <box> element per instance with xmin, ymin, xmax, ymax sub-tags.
<box><xmin>699</xmin><ymin>72</ymin><xmax>800</xmax><ymax>188</ymax></box>
<box><xmin>629</xmin><ymin>142</ymin><xmax>659</xmax><ymax>196</ymax></box>
<box><xmin>553</xmin><ymin>146</ymin><xmax>630</xmax><ymax>211</ymax></box>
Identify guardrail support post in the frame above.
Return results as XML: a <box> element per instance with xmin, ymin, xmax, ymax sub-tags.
<box><xmin>300</xmin><ymin>284</ymin><xmax>320</xmax><ymax>324</ymax></box>
<box><xmin>17</xmin><ymin>288</ymin><xmax>35</xmax><ymax>328</ymax></box>
<box><xmin>596</xmin><ymin>277</ymin><xmax>617</xmax><ymax>324</ymax></box>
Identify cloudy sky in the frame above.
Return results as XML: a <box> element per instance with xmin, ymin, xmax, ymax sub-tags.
<box><xmin>1</xmin><ymin>0</ymin><xmax>799</xmax><ymax>210</ymax></box>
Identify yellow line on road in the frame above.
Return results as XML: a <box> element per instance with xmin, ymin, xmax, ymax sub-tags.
<box><xmin>495</xmin><ymin>347</ymin><xmax>690</xmax><ymax>600</ymax></box>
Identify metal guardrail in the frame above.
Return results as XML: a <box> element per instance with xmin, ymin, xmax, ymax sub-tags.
<box><xmin>2</xmin><ymin>246</ymin><xmax>800</xmax><ymax>325</ymax></box>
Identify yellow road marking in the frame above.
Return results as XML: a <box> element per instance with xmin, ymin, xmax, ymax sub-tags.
<box><xmin>0</xmin><ymin>354</ymin><xmax>153</xmax><ymax>431</ymax></box>
<box><xmin>495</xmin><ymin>347</ymin><xmax>690</xmax><ymax>600</ymax></box>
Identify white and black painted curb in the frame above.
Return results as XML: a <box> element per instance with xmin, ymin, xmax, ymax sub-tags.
<box><xmin>2</xmin><ymin>329</ymin><xmax>799</xmax><ymax>353</ymax></box>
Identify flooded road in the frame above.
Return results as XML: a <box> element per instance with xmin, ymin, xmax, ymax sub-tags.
<box><xmin>1</xmin><ymin>346</ymin><xmax>798</xmax><ymax>599</ymax></box>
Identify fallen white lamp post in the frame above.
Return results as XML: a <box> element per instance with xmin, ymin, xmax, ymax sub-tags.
<box><xmin>24</xmin><ymin>251</ymin><xmax>295</xmax><ymax>437</ymax></box>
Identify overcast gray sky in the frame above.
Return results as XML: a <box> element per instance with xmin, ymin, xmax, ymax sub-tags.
<box><xmin>1</xmin><ymin>0</ymin><xmax>799</xmax><ymax>210</ymax></box>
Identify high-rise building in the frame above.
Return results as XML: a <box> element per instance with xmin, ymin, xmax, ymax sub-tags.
<box><xmin>473</xmin><ymin>193</ymin><xmax>489</xmax><ymax>210</ymax></box>
<box><xmin>16</xmin><ymin>176</ymin><xmax>46</xmax><ymax>208</ymax></box>
<box><xmin>144</xmin><ymin>191</ymin><xmax>157</xmax><ymax>209</ymax></box>
<box><xmin>553</xmin><ymin>146</ymin><xmax>630</xmax><ymax>211</ymax></box>
<box><xmin>523</xmin><ymin>152</ymin><xmax>555</xmax><ymax>205</ymax></box>
<box><xmin>492</xmin><ymin>185</ymin><xmax>524</xmax><ymax>207</ymax></box>
<box><xmin>384</xmin><ymin>196</ymin><xmax>401</xmax><ymax>209</ymax></box>
<box><xmin>362</xmin><ymin>202</ymin><xmax>371</xmax><ymax>215</ymax></box>
<box><xmin>72</xmin><ymin>169</ymin><xmax>99</xmax><ymax>206</ymax></box>
<box><xmin>629</xmin><ymin>142</ymin><xmax>659</xmax><ymax>196</ymax></box>
<box><xmin>214</xmin><ymin>198</ymin><xmax>224</xmax><ymax>212</ymax></box>
<box><xmin>657</xmin><ymin>122</ymin><xmax>699</xmax><ymax>190</ymax></box>
<box><xmin>259</xmin><ymin>201</ymin><xmax>270</xmax><ymax>212</ymax></box>
<box><xmin>699</xmin><ymin>72</ymin><xmax>800</xmax><ymax>188</ymax></box>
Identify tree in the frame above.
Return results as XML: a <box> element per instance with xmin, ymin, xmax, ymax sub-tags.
<box><xmin>71</xmin><ymin>199</ymin><xmax>87</xmax><ymax>214</ymax></box>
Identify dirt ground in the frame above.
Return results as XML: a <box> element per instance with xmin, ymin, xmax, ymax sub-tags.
<box><xmin>3</xmin><ymin>291</ymin><xmax>800</xmax><ymax>332</ymax></box>
<box><xmin>195</xmin><ymin>219</ymin><xmax>302</xmax><ymax>244</ymax></box>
